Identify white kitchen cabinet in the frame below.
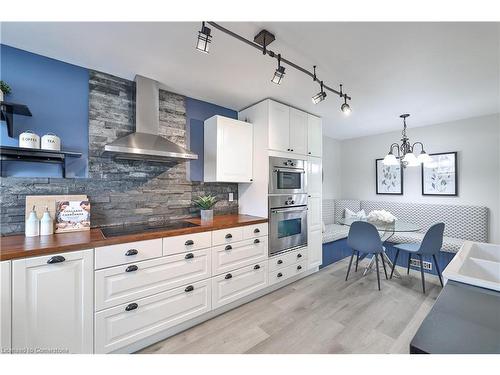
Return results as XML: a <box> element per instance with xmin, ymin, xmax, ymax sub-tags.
<box><xmin>1</xmin><ymin>261</ymin><xmax>11</xmax><ymax>353</ymax></box>
<box><xmin>204</xmin><ymin>115</ymin><xmax>253</xmax><ymax>183</ymax></box>
<box><xmin>212</xmin><ymin>261</ymin><xmax>268</xmax><ymax>309</ymax></box>
<box><xmin>95</xmin><ymin>238</ymin><xmax>162</xmax><ymax>270</ymax></box>
<box><xmin>268</xmin><ymin>100</ymin><xmax>290</xmax><ymax>153</ymax></box>
<box><xmin>307</xmin><ymin>156</ymin><xmax>322</xmax><ymax>197</ymax></box>
<box><xmin>269</xmin><ymin>260</ymin><xmax>307</xmax><ymax>285</ymax></box>
<box><xmin>289</xmin><ymin>108</ymin><xmax>308</xmax><ymax>155</ymax></box>
<box><xmin>307</xmin><ymin>114</ymin><xmax>323</xmax><ymax>157</ymax></box>
<box><xmin>95</xmin><ymin>279</ymin><xmax>211</xmax><ymax>353</ymax></box>
<box><xmin>212</xmin><ymin>237</ymin><xmax>268</xmax><ymax>275</ymax></box>
<box><xmin>95</xmin><ymin>248</ymin><xmax>211</xmax><ymax>311</ymax></box>
<box><xmin>12</xmin><ymin>249</ymin><xmax>94</xmax><ymax>353</ymax></box>
<box><xmin>307</xmin><ymin>196</ymin><xmax>323</xmax><ymax>269</ymax></box>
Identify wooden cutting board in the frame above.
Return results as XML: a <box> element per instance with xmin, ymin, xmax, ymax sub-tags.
<box><xmin>25</xmin><ymin>195</ymin><xmax>88</xmax><ymax>221</ymax></box>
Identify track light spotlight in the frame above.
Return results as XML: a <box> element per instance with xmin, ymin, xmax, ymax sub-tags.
<box><xmin>341</xmin><ymin>95</ymin><xmax>351</xmax><ymax>115</ymax></box>
<box><xmin>271</xmin><ymin>54</ymin><xmax>285</xmax><ymax>85</ymax></box>
<box><xmin>312</xmin><ymin>81</ymin><xmax>327</xmax><ymax>104</ymax></box>
<box><xmin>196</xmin><ymin>22</ymin><xmax>212</xmax><ymax>54</ymax></box>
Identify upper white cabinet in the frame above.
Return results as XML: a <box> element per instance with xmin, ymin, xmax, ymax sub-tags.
<box><xmin>12</xmin><ymin>249</ymin><xmax>94</xmax><ymax>354</ymax></box>
<box><xmin>267</xmin><ymin>100</ymin><xmax>322</xmax><ymax>157</ymax></box>
<box><xmin>1</xmin><ymin>261</ymin><xmax>11</xmax><ymax>353</ymax></box>
<box><xmin>268</xmin><ymin>100</ymin><xmax>290</xmax><ymax>153</ymax></box>
<box><xmin>307</xmin><ymin>156</ymin><xmax>323</xmax><ymax>197</ymax></box>
<box><xmin>307</xmin><ymin>114</ymin><xmax>323</xmax><ymax>157</ymax></box>
<box><xmin>204</xmin><ymin>115</ymin><xmax>253</xmax><ymax>183</ymax></box>
<box><xmin>289</xmin><ymin>108</ymin><xmax>308</xmax><ymax>155</ymax></box>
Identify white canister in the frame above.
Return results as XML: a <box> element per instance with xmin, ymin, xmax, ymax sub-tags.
<box><xmin>25</xmin><ymin>206</ymin><xmax>40</xmax><ymax>237</ymax></box>
<box><xmin>41</xmin><ymin>133</ymin><xmax>61</xmax><ymax>151</ymax></box>
<box><xmin>40</xmin><ymin>207</ymin><xmax>54</xmax><ymax>236</ymax></box>
<box><xmin>19</xmin><ymin>130</ymin><xmax>40</xmax><ymax>149</ymax></box>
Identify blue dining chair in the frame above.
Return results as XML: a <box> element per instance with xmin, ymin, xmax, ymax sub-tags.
<box><xmin>390</xmin><ymin>223</ymin><xmax>445</xmax><ymax>294</ymax></box>
<box><xmin>346</xmin><ymin>221</ymin><xmax>388</xmax><ymax>291</ymax></box>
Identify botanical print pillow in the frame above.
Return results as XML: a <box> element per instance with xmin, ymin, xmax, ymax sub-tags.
<box><xmin>345</xmin><ymin>208</ymin><xmax>367</xmax><ymax>220</ymax></box>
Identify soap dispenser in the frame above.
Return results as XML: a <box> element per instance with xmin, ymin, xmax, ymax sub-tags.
<box><xmin>40</xmin><ymin>206</ymin><xmax>53</xmax><ymax>236</ymax></box>
<box><xmin>25</xmin><ymin>205</ymin><xmax>40</xmax><ymax>237</ymax></box>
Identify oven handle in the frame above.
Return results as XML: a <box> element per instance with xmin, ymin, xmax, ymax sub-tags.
<box><xmin>271</xmin><ymin>207</ymin><xmax>308</xmax><ymax>214</ymax></box>
<box><xmin>273</xmin><ymin>168</ymin><xmax>305</xmax><ymax>174</ymax></box>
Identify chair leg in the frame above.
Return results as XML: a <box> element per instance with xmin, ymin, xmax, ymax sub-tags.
<box><xmin>375</xmin><ymin>254</ymin><xmax>381</xmax><ymax>291</ymax></box>
<box><xmin>433</xmin><ymin>254</ymin><xmax>444</xmax><ymax>287</ymax></box>
<box><xmin>345</xmin><ymin>251</ymin><xmax>355</xmax><ymax>281</ymax></box>
<box><xmin>407</xmin><ymin>254</ymin><xmax>412</xmax><ymax>274</ymax></box>
<box><xmin>355</xmin><ymin>251</ymin><xmax>359</xmax><ymax>272</ymax></box>
<box><xmin>418</xmin><ymin>254</ymin><xmax>426</xmax><ymax>294</ymax></box>
<box><xmin>380</xmin><ymin>252</ymin><xmax>388</xmax><ymax>280</ymax></box>
<box><xmin>390</xmin><ymin>249</ymin><xmax>400</xmax><ymax>279</ymax></box>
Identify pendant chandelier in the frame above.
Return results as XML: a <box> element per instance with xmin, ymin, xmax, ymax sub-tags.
<box><xmin>383</xmin><ymin>114</ymin><xmax>432</xmax><ymax>168</ymax></box>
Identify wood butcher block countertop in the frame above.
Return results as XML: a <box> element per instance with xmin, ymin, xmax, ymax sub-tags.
<box><xmin>0</xmin><ymin>214</ymin><xmax>268</xmax><ymax>261</ymax></box>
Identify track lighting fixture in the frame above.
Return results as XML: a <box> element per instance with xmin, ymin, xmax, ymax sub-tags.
<box><xmin>196</xmin><ymin>22</ymin><xmax>212</xmax><ymax>54</ymax></box>
<box><xmin>271</xmin><ymin>54</ymin><xmax>285</xmax><ymax>85</ymax></box>
<box><xmin>195</xmin><ymin>22</ymin><xmax>353</xmax><ymax>112</ymax></box>
<box><xmin>341</xmin><ymin>95</ymin><xmax>351</xmax><ymax>115</ymax></box>
<box><xmin>312</xmin><ymin>81</ymin><xmax>327</xmax><ymax>104</ymax></box>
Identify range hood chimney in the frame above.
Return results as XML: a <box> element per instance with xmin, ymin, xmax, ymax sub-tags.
<box><xmin>104</xmin><ymin>75</ymin><xmax>198</xmax><ymax>162</ymax></box>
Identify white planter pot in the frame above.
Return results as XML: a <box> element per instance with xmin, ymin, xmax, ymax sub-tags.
<box><xmin>200</xmin><ymin>209</ymin><xmax>214</xmax><ymax>223</ymax></box>
<box><xmin>0</xmin><ymin>91</ymin><xmax>4</xmax><ymax>102</ymax></box>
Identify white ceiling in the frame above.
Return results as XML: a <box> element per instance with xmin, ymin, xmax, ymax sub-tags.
<box><xmin>1</xmin><ymin>22</ymin><xmax>499</xmax><ymax>139</ymax></box>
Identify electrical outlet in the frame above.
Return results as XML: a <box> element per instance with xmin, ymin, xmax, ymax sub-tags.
<box><xmin>410</xmin><ymin>258</ymin><xmax>432</xmax><ymax>270</ymax></box>
<box><xmin>228</xmin><ymin>193</ymin><xmax>234</xmax><ymax>202</ymax></box>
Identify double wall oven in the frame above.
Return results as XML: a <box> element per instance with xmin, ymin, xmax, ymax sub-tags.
<box><xmin>268</xmin><ymin>156</ymin><xmax>308</xmax><ymax>256</ymax></box>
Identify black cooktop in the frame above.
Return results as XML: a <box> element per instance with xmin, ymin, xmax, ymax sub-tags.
<box><xmin>101</xmin><ymin>221</ymin><xmax>199</xmax><ymax>238</ymax></box>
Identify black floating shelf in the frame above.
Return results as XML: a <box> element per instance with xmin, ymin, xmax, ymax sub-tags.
<box><xmin>0</xmin><ymin>146</ymin><xmax>82</xmax><ymax>178</ymax></box>
<box><xmin>0</xmin><ymin>101</ymin><xmax>33</xmax><ymax>138</ymax></box>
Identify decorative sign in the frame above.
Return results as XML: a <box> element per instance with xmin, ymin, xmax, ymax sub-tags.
<box><xmin>55</xmin><ymin>200</ymin><xmax>91</xmax><ymax>233</ymax></box>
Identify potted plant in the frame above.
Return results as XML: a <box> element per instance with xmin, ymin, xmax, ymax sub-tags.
<box><xmin>0</xmin><ymin>81</ymin><xmax>12</xmax><ymax>102</ymax></box>
<box><xmin>193</xmin><ymin>194</ymin><xmax>217</xmax><ymax>223</ymax></box>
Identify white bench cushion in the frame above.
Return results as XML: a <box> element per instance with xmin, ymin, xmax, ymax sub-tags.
<box><xmin>322</xmin><ymin>224</ymin><xmax>349</xmax><ymax>244</ymax></box>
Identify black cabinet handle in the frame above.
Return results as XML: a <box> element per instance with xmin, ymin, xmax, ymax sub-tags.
<box><xmin>125</xmin><ymin>303</ymin><xmax>138</xmax><ymax>311</ymax></box>
<box><xmin>125</xmin><ymin>249</ymin><xmax>138</xmax><ymax>256</ymax></box>
<box><xmin>225</xmin><ymin>233</ymin><xmax>233</xmax><ymax>239</ymax></box>
<box><xmin>291</xmin><ymin>149</ymin><xmax>294</xmax><ymax>152</ymax></box>
<box><xmin>297</xmin><ymin>265</ymin><xmax>302</xmax><ymax>270</ymax></box>
<box><xmin>253</xmin><ymin>228</ymin><xmax>260</xmax><ymax>233</ymax></box>
<box><xmin>185</xmin><ymin>253</ymin><xmax>194</xmax><ymax>259</ymax></box>
<box><xmin>225</xmin><ymin>245</ymin><xmax>232</xmax><ymax>251</ymax></box>
<box><xmin>185</xmin><ymin>285</ymin><xmax>194</xmax><ymax>292</ymax></box>
<box><xmin>277</xmin><ymin>272</ymin><xmax>283</xmax><ymax>278</ymax></box>
<box><xmin>297</xmin><ymin>253</ymin><xmax>302</xmax><ymax>258</ymax></box>
<box><xmin>308</xmin><ymin>152</ymin><xmax>311</xmax><ymax>155</ymax></box>
<box><xmin>225</xmin><ymin>273</ymin><xmax>232</xmax><ymax>279</ymax></box>
<box><xmin>250</xmin><ymin>179</ymin><xmax>253</xmax><ymax>182</ymax></box>
<box><xmin>277</xmin><ymin>259</ymin><xmax>283</xmax><ymax>264</ymax></box>
<box><xmin>125</xmin><ymin>265</ymin><xmax>138</xmax><ymax>273</ymax></box>
<box><xmin>47</xmin><ymin>255</ymin><xmax>65</xmax><ymax>264</ymax></box>
<box><xmin>185</xmin><ymin>240</ymin><xmax>194</xmax><ymax>246</ymax></box>
<box><xmin>287</xmin><ymin>148</ymin><xmax>290</xmax><ymax>151</ymax></box>
<box><xmin>254</xmin><ymin>264</ymin><xmax>260</xmax><ymax>270</ymax></box>
<box><xmin>254</xmin><ymin>239</ymin><xmax>260</xmax><ymax>244</ymax></box>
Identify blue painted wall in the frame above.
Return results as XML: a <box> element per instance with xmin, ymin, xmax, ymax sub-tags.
<box><xmin>185</xmin><ymin>97</ymin><xmax>237</xmax><ymax>181</ymax></box>
<box><xmin>0</xmin><ymin>44</ymin><xmax>89</xmax><ymax>177</ymax></box>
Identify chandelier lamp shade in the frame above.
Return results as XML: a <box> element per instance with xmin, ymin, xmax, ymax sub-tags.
<box><xmin>383</xmin><ymin>114</ymin><xmax>432</xmax><ymax>168</ymax></box>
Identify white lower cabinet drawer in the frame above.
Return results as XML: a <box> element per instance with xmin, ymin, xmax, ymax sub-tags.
<box><xmin>212</xmin><ymin>261</ymin><xmax>268</xmax><ymax>309</ymax></box>
<box><xmin>95</xmin><ymin>239</ymin><xmax>162</xmax><ymax>270</ymax></box>
<box><xmin>95</xmin><ymin>249</ymin><xmax>211</xmax><ymax>311</ymax></box>
<box><xmin>212</xmin><ymin>237</ymin><xmax>268</xmax><ymax>275</ymax></box>
<box><xmin>162</xmin><ymin>231</ymin><xmax>212</xmax><ymax>256</ymax></box>
<box><xmin>269</xmin><ymin>248</ymin><xmax>307</xmax><ymax>271</ymax></box>
<box><xmin>242</xmin><ymin>223</ymin><xmax>268</xmax><ymax>240</ymax></box>
<box><xmin>269</xmin><ymin>260</ymin><xmax>307</xmax><ymax>285</ymax></box>
<box><xmin>94</xmin><ymin>279</ymin><xmax>211</xmax><ymax>353</ymax></box>
<box><xmin>212</xmin><ymin>227</ymin><xmax>244</xmax><ymax>246</ymax></box>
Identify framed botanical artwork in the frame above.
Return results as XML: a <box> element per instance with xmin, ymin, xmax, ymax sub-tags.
<box><xmin>421</xmin><ymin>152</ymin><xmax>458</xmax><ymax>196</ymax></box>
<box><xmin>375</xmin><ymin>158</ymin><xmax>403</xmax><ymax>195</ymax></box>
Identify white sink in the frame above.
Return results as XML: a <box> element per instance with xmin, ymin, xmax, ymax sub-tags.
<box><xmin>443</xmin><ymin>241</ymin><xmax>500</xmax><ymax>291</ymax></box>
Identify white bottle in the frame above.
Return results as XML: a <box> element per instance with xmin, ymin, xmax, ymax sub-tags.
<box><xmin>25</xmin><ymin>205</ymin><xmax>40</xmax><ymax>237</ymax></box>
<box><xmin>40</xmin><ymin>206</ymin><xmax>53</xmax><ymax>236</ymax></box>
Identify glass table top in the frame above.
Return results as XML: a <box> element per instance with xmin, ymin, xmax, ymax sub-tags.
<box><xmin>337</xmin><ymin>218</ymin><xmax>421</xmax><ymax>232</ymax></box>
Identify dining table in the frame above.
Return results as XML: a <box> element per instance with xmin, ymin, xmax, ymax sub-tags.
<box><xmin>338</xmin><ymin>218</ymin><xmax>422</xmax><ymax>278</ymax></box>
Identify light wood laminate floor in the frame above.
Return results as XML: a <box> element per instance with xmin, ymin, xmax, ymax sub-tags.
<box><xmin>138</xmin><ymin>258</ymin><xmax>441</xmax><ymax>354</ymax></box>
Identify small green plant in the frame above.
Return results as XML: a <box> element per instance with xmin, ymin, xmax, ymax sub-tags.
<box><xmin>193</xmin><ymin>195</ymin><xmax>217</xmax><ymax>210</ymax></box>
<box><xmin>0</xmin><ymin>81</ymin><xmax>12</xmax><ymax>96</ymax></box>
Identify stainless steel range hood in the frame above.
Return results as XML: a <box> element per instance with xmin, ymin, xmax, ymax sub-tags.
<box><xmin>104</xmin><ymin>75</ymin><xmax>198</xmax><ymax>162</ymax></box>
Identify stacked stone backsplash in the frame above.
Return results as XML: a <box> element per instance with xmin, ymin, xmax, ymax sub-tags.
<box><xmin>0</xmin><ymin>71</ymin><xmax>238</xmax><ymax>235</ymax></box>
